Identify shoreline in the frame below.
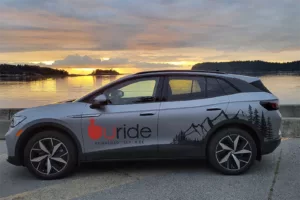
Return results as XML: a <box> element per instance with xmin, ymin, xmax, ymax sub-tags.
<box><xmin>0</xmin><ymin>74</ymin><xmax>123</xmax><ymax>80</ymax></box>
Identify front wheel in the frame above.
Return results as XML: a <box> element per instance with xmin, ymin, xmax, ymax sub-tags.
<box><xmin>207</xmin><ymin>127</ymin><xmax>257</xmax><ymax>175</ymax></box>
<box><xmin>24</xmin><ymin>130</ymin><xmax>77</xmax><ymax>179</ymax></box>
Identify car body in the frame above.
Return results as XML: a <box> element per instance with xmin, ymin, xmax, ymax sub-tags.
<box><xmin>5</xmin><ymin>70</ymin><xmax>282</xmax><ymax>179</ymax></box>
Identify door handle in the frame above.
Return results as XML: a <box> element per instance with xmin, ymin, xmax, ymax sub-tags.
<box><xmin>68</xmin><ymin>113</ymin><xmax>101</xmax><ymax>118</ymax></box>
<box><xmin>140</xmin><ymin>112</ymin><xmax>155</xmax><ymax>116</ymax></box>
<box><xmin>206</xmin><ymin>108</ymin><xmax>221</xmax><ymax>111</ymax></box>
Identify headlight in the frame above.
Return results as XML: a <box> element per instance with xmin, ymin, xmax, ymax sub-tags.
<box><xmin>10</xmin><ymin>116</ymin><xmax>26</xmax><ymax>127</ymax></box>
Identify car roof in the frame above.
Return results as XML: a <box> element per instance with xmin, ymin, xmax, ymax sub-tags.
<box><xmin>133</xmin><ymin>70</ymin><xmax>260</xmax><ymax>83</ymax></box>
<box><xmin>135</xmin><ymin>70</ymin><xmax>225</xmax><ymax>75</ymax></box>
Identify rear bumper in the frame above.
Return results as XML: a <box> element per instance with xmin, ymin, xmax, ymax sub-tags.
<box><xmin>261</xmin><ymin>137</ymin><xmax>281</xmax><ymax>155</ymax></box>
<box><xmin>7</xmin><ymin>156</ymin><xmax>22</xmax><ymax>166</ymax></box>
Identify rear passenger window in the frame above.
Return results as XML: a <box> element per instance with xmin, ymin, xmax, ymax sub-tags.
<box><xmin>167</xmin><ymin>77</ymin><xmax>206</xmax><ymax>101</ymax></box>
<box><xmin>166</xmin><ymin>76</ymin><xmax>239</xmax><ymax>101</ymax></box>
<box><xmin>206</xmin><ymin>77</ymin><xmax>226</xmax><ymax>98</ymax></box>
<box><xmin>217</xmin><ymin>79</ymin><xmax>239</xmax><ymax>95</ymax></box>
<box><xmin>169</xmin><ymin>79</ymin><xmax>201</xmax><ymax>95</ymax></box>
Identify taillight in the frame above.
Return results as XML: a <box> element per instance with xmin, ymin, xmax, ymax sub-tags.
<box><xmin>260</xmin><ymin>101</ymin><xmax>279</xmax><ymax>110</ymax></box>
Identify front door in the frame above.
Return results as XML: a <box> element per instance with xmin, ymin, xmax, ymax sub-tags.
<box><xmin>158</xmin><ymin>75</ymin><xmax>230</xmax><ymax>158</ymax></box>
<box><xmin>81</xmin><ymin>76</ymin><xmax>162</xmax><ymax>160</ymax></box>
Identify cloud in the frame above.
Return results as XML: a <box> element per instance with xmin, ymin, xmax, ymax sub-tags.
<box><xmin>48</xmin><ymin>54</ymin><xmax>179</xmax><ymax>69</ymax></box>
<box><xmin>0</xmin><ymin>0</ymin><xmax>299</xmax><ymax>54</ymax></box>
<box><xmin>50</xmin><ymin>55</ymin><xmax>130</xmax><ymax>67</ymax></box>
<box><xmin>52</xmin><ymin>55</ymin><xmax>103</xmax><ymax>66</ymax></box>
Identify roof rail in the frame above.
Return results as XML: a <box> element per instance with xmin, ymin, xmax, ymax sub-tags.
<box><xmin>135</xmin><ymin>70</ymin><xmax>225</xmax><ymax>75</ymax></box>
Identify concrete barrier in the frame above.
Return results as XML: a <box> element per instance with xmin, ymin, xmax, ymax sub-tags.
<box><xmin>281</xmin><ymin>118</ymin><xmax>300</xmax><ymax>138</ymax></box>
<box><xmin>0</xmin><ymin>108</ymin><xmax>23</xmax><ymax>140</ymax></box>
<box><xmin>279</xmin><ymin>104</ymin><xmax>300</xmax><ymax>118</ymax></box>
<box><xmin>0</xmin><ymin>105</ymin><xmax>299</xmax><ymax>139</ymax></box>
<box><xmin>0</xmin><ymin>120</ymin><xmax>10</xmax><ymax>136</ymax></box>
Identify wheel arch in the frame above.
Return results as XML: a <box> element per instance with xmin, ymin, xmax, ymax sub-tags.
<box><xmin>203</xmin><ymin>119</ymin><xmax>263</xmax><ymax>160</ymax></box>
<box><xmin>16</xmin><ymin>122</ymin><xmax>83</xmax><ymax>165</ymax></box>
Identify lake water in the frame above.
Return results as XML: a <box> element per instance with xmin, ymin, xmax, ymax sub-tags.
<box><xmin>0</xmin><ymin>75</ymin><xmax>299</xmax><ymax>108</ymax></box>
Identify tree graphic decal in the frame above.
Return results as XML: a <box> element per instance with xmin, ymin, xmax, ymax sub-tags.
<box><xmin>260</xmin><ymin>112</ymin><xmax>268</xmax><ymax>138</ymax></box>
<box><xmin>253</xmin><ymin>109</ymin><xmax>260</xmax><ymax>128</ymax></box>
<box><xmin>170</xmin><ymin>105</ymin><xmax>274</xmax><ymax>145</ymax></box>
<box><xmin>266</xmin><ymin>117</ymin><xmax>273</xmax><ymax>140</ymax></box>
<box><xmin>248</xmin><ymin>105</ymin><xmax>253</xmax><ymax>122</ymax></box>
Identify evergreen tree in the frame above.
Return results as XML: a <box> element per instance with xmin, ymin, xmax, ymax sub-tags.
<box><xmin>172</xmin><ymin>135</ymin><xmax>178</xmax><ymax>144</ymax></box>
<box><xmin>248</xmin><ymin>105</ymin><xmax>253</xmax><ymax>122</ymax></box>
<box><xmin>260</xmin><ymin>112</ymin><xmax>267</xmax><ymax>137</ymax></box>
<box><xmin>179</xmin><ymin>131</ymin><xmax>186</xmax><ymax>142</ymax></box>
<box><xmin>253</xmin><ymin>109</ymin><xmax>260</xmax><ymax>128</ymax></box>
<box><xmin>266</xmin><ymin>117</ymin><xmax>273</xmax><ymax>139</ymax></box>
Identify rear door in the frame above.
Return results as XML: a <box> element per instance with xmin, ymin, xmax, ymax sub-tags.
<box><xmin>158</xmin><ymin>75</ymin><xmax>230</xmax><ymax>158</ymax></box>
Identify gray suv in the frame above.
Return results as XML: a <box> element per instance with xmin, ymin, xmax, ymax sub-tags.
<box><xmin>5</xmin><ymin>70</ymin><xmax>282</xmax><ymax>179</ymax></box>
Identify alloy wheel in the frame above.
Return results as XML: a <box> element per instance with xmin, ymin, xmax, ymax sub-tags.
<box><xmin>30</xmin><ymin>138</ymin><xmax>69</xmax><ymax>175</ymax></box>
<box><xmin>215</xmin><ymin>134</ymin><xmax>252</xmax><ymax>170</ymax></box>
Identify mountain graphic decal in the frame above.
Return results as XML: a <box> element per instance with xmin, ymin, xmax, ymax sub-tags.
<box><xmin>171</xmin><ymin>107</ymin><xmax>274</xmax><ymax>145</ymax></box>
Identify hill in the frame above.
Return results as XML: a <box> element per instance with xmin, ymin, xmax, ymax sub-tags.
<box><xmin>0</xmin><ymin>64</ymin><xmax>68</xmax><ymax>77</ymax></box>
<box><xmin>192</xmin><ymin>61</ymin><xmax>300</xmax><ymax>75</ymax></box>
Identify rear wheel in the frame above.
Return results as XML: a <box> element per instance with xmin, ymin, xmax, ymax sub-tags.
<box><xmin>24</xmin><ymin>130</ymin><xmax>77</xmax><ymax>179</ymax></box>
<box><xmin>208</xmin><ymin>127</ymin><xmax>257</xmax><ymax>175</ymax></box>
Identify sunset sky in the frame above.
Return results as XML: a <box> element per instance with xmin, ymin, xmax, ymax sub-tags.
<box><xmin>0</xmin><ymin>0</ymin><xmax>299</xmax><ymax>74</ymax></box>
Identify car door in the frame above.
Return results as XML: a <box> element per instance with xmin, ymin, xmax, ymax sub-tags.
<box><xmin>158</xmin><ymin>75</ymin><xmax>230</xmax><ymax>158</ymax></box>
<box><xmin>81</xmin><ymin>76</ymin><xmax>163</xmax><ymax>160</ymax></box>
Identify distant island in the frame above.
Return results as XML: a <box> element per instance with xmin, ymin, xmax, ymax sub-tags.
<box><xmin>0</xmin><ymin>64</ymin><xmax>120</xmax><ymax>79</ymax></box>
<box><xmin>0</xmin><ymin>64</ymin><xmax>68</xmax><ymax>77</ymax></box>
<box><xmin>192</xmin><ymin>61</ymin><xmax>300</xmax><ymax>75</ymax></box>
<box><xmin>90</xmin><ymin>69</ymin><xmax>120</xmax><ymax>75</ymax></box>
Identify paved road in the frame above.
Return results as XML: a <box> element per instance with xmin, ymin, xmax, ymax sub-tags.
<box><xmin>0</xmin><ymin>138</ymin><xmax>299</xmax><ymax>200</ymax></box>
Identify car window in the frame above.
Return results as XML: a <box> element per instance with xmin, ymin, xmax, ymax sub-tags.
<box><xmin>206</xmin><ymin>77</ymin><xmax>226</xmax><ymax>98</ymax></box>
<box><xmin>120</xmin><ymin>80</ymin><xmax>156</xmax><ymax>98</ymax></box>
<box><xmin>217</xmin><ymin>79</ymin><xmax>239</xmax><ymax>95</ymax></box>
<box><xmin>103</xmin><ymin>77</ymin><xmax>159</xmax><ymax>105</ymax></box>
<box><xmin>169</xmin><ymin>79</ymin><xmax>201</xmax><ymax>95</ymax></box>
<box><xmin>167</xmin><ymin>76</ymin><xmax>206</xmax><ymax>101</ymax></box>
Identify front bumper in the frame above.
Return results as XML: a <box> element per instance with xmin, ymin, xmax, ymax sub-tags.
<box><xmin>261</xmin><ymin>137</ymin><xmax>281</xmax><ymax>155</ymax></box>
<box><xmin>7</xmin><ymin>156</ymin><xmax>22</xmax><ymax>166</ymax></box>
<box><xmin>5</xmin><ymin>126</ymin><xmax>23</xmax><ymax>166</ymax></box>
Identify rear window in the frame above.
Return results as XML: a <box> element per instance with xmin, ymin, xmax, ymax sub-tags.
<box><xmin>206</xmin><ymin>77</ymin><xmax>226</xmax><ymax>98</ymax></box>
<box><xmin>217</xmin><ymin>79</ymin><xmax>239</xmax><ymax>95</ymax></box>
<box><xmin>251</xmin><ymin>80</ymin><xmax>271</xmax><ymax>93</ymax></box>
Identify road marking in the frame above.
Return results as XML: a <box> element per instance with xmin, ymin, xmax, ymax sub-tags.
<box><xmin>281</xmin><ymin>137</ymin><xmax>290</xmax><ymax>141</ymax></box>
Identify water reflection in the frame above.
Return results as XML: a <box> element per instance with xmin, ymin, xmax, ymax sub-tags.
<box><xmin>260</xmin><ymin>75</ymin><xmax>300</xmax><ymax>105</ymax></box>
<box><xmin>0</xmin><ymin>75</ymin><xmax>125</xmax><ymax>108</ymax></box>
<box><xmin>0</xmin><ymin>75</ymin><xmax>298</xmax><ymax>108</ymax></box>
<box><xmin>30</xmin><ymin>78</ymin><xmax>56</xmax><ymax>92</ymax></box>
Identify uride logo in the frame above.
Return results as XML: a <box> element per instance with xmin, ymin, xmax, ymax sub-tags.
<box><xmin>88</xmin><ymin>118</ymin><xmax>151</xmax><ymax>141</ymax></box>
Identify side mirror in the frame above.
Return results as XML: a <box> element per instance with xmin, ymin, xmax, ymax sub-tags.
<box><xmin>90</xmin><ymin>94</ymin><xmax>107</xmax><ymax>109</ymax></box>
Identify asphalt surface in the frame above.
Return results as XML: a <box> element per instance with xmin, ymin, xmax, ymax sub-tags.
<box><xmin>0</xmin><ymin>138</ymin><xmax>299</xmax><ymax>200</ymax></box>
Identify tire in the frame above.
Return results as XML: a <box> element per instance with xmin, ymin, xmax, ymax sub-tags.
<box><xmin>207</xmin><ymin>127</ymin><xmax>257</xmax><ymax>175</ymax></box>
<box><xmin>24</xmin><ymin>130</ymin><xmax>77</xmax><ymax>180</ymax></box>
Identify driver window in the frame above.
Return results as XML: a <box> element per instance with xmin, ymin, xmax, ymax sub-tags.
<box><xmin>104</xmin><ymin>77</ymin><xmax>159</xmax><ymax>105</ymax></box>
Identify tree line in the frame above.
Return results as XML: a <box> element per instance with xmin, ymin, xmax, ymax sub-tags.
<box><xmin>0</xmin><ymin>64</ymin><xmax>121</xmax><ymax>77</ymax></box>
<box><xmin>0</xmin><ymin>64</ymin><xmax>68</xmax><ymax>77</ymax></box>
<box><xmin>192</xmin><ymin>60</ymin><xmax>300</xmax><ymax>74</ymax></box>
